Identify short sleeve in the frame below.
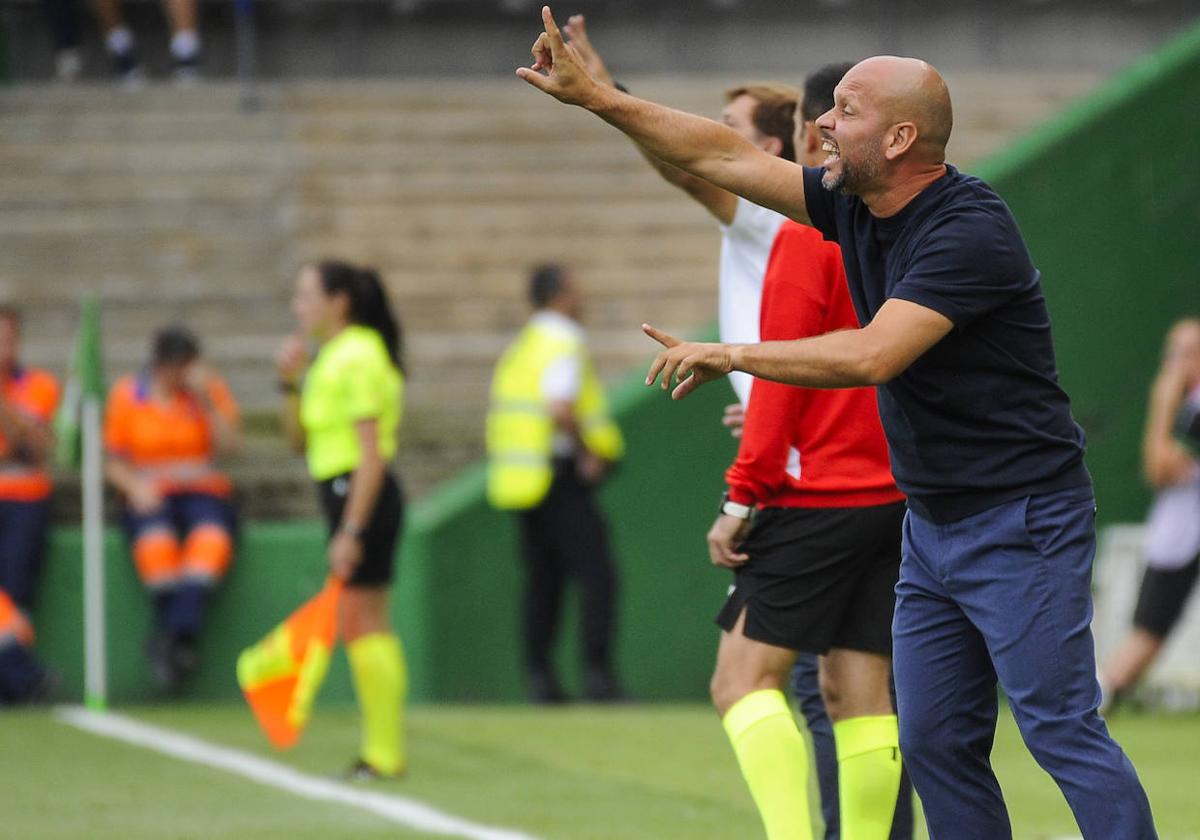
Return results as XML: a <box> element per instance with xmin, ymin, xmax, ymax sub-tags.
<box><xmin>340</xmin><ymin>355</ymin><xmax>387</xmax><ymax>422</ymax></box>
<box><xmin>889</xmin><ymin>211</ymin><xmax>1032</xmax><ymax>328</ymax></box>
<box><xmin>541</xmin><ymin>354</ymin><xmax>582</xmax><ymax>402</ymax></box>
<box><xmin>29</xmin><ymin>373</ymin><xmax>60</xmax><ymax>421</ymax></box>
<box><xmin>802</xmin><ymin>167</ymin><xmax>839</xmax><ymax>242</ymax></box>
<box><xmin>103</xmin><ymin>383</ymin><xmax>131</xmax><ymax>455</ymax></box>
<box><xmin>206</xmin><ymin>376</ymin><xmax>239</xmax><ymax>426</ymax></box>
<box><xmin>723</xmin><ymin>198</ymin><xmax>786</xmax><ymax>248</ymax></box>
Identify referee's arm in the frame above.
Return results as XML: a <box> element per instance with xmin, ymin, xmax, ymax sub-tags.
<box><xmin>644</xmin><ymin>299</ymin><xmax>954</xmax><ymax>399</ymax></box>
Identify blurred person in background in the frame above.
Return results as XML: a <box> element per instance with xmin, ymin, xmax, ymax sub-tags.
<box><xmin>104</xmin><ymin>326</ymin><xmax>239</xmax><ymax>692</ymax></box>
<box><xmin>89</xmin><ymin>0</ymin><xmax>202</xmax><ymax>82</ymax></box>
<box><xmin>566</xmin><ymin>19</ymin><xmax>913</xmax><ymax>837</ymax></box>
<box><xmin>41</xmin><ymin>0</ymin><xmax>84</xmax><ymax>81</ymax></box>
<box><xmin>0</xmin><ymin>306</ymin><xmax>61</xmax><ymax>705</ymax></box>
<box><xmin>562</xmin><ymin>15</ymin><xmax>790</xmax><ymax>412</ymax></box>
<box><xmin>277</xmin><ymin>261</ymin><xmax>409</xmax><ymax>781</ymax></box>
<box><xmin>486</xmin><ymin>263</ymin><xmax>626</xmax><ymax>704</ymax></box>
<box><xmin>1101</xmin><ymin>317</ymin><xmax>1200</xmax><ymax>710</ymax></box>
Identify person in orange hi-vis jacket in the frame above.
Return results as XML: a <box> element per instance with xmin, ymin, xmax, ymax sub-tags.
<box><xmin>104</xmin><ymin>326</ymin><xmax>240</xmax><ymax>692</ymax></box>
<box><xmin>0</xmin><ymin>306</ymin><xmax>61</xmax><ymax>705</ymax></box>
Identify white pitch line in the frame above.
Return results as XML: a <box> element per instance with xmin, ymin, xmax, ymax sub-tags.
<box><xmin>56</xmin><ymin>706</ymin><xmax>542</xmax><ymax>840</ymax></box>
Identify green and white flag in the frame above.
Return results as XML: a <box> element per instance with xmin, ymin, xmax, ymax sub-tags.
<box><xmin>54</xmin><ymin>297</ymin><xmax>105</xmax><ymax>469</ymax></box>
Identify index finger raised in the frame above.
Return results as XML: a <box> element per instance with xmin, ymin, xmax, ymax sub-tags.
<box><xmin>541</xmin><ymin>6</ymin><xmax>567</xmax><ymax>50</ymax></box>
<box><xmin>642</xmin><ymin>323</ymin><xmax>680</xmax><ymax>348</ymax></box>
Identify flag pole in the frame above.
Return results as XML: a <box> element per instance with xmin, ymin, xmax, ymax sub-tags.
<box><xmin>66</xmin><ymin>296</ymin><xmax>108</xmax><ymax>711</ymax></box>
<box><xmin>82</xmin><ymin>393</ymin><xmax>106</xmax><ymax>710</ymax></box>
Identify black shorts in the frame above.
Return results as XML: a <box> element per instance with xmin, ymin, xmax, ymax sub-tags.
<box><xmin>715</xmin><ymin>501</ymin><xmax>905</xmax><ymax>656</ymax></box>
<box><xmin>1132</xmin><ymin>554</ymin><xmax>1200</xmax><ymax>639</ymax></box>
<box><xmin>317</xmin><ymin>470</ymin><xmax>404</xmax><ymax>588</ymax></box>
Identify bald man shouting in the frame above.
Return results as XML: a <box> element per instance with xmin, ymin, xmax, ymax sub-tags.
<box><xmin>518</xmin><ymin>8</ymin><xmax>1157</xmax><ymax>839</ymax></box>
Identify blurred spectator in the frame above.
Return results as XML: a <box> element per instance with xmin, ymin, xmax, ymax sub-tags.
<box><xmin>1101</xmin><ymin>317</ymin><xmax>1200</xmax><ymax>710</ymax></box>
<box><xmin>486</xmin><ymin>264</ymin><xmax>626</xmax><ymax>703</ymax></box>
<box><xmin>104</xmin><ymin>326</ymin><xmax>239</xmax><ymax>692</ymax></box>
<box><xmin>0</xmin><ymin>307</ymin><xmax>61</xmax><ymax>705</ymax></box>
<box><xmin>41</xmin><ymin>0</ymin><xmax>84</xmax><ymax>81</ymax></box>
<box><xmin>90</xmin><ymin>0</ymin><xmax>202</xmax><ymax>82</ymax></box>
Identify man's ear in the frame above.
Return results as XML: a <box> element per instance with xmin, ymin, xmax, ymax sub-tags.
<box><xmin>804</xmin><ymin>121</ymin><xmax>821</xmax><ymax>157</ymax></box>
<box><xmin>885</xmin><ymin>122</ymin><xmax>919</xmax><ymax>160</ymax></box>
<box><xmin>762</xmin><ymin>136</ymin><xmax>784</xmax><ymax>158</ymax></box>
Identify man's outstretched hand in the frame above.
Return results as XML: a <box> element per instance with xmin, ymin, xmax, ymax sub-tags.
<box><xmin>644</xmin><ymin>324</ymin><xmax>735</xmax><ymax>400</ymax></box>
<box><xmin>516</xmin><ymin>6</ymin><xmax>601</xmax><ymax>107</ymax></box>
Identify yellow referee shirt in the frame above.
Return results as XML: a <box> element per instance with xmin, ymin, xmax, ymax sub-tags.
<box><xmin>300</xmin><ymin>325</ymin><xmax>403</xmax><ymax>481</ymax></box>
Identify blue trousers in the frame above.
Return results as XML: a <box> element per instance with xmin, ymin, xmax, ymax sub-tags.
<box><xmin>0</xmin><ymin>499</ymin><xmax>52</xmax><ymax>703</ymax></box>
<box><xmin>125</xmin><ymin>493</ymin><xmax>236</xmax><ymax>639</ymax></box>
<box><xmin>0</xmin><ymin>643</ymin><xmax>46</xmax><ymax>704</ymax></box>
<box><xmin>0</xmin><ymin>498</ymin><xmax>52</xmax><ymax>609</ymax></box>
<box><xmin>893</xmin><ymin>487</ymin><xmax>1157</xmax><ymax>839</ymax></box>
<box><xmin>792</xmin><ymin>654</ymin><xmax>914</xmax><ymax>840</ymax></box>
<box><xmin>124</xmin><ymin>492</ymin><xmax>236</xmax><ymax>548</ymax></box>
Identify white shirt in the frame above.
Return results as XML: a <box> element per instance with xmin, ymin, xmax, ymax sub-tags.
<box><xmin>717</xmin><ymin>197</ymin><xmax>787</xmax><ymax>405</ymax></box>
<box><xmin>1144</xmin><ymin>386</ymin><xmax>1200</xmax><ymax>570</ymax></box>
<box><xmin>533</xmin><ymin>310</ymin><xmax>584</xmax><ymax>456</ymax></box>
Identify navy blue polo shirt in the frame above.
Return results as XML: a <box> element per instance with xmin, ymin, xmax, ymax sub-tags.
<box><xmin>802</xmin><ymin>165</ymin><xmax>1090</xmax><ymax>523</ymax></box>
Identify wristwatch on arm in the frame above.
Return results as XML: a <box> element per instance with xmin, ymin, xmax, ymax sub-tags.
<box><xmin>719</xmin><ymin>491</ymin><xmax>753</xmax><ymax>520</ymax></box>
<box><xmin>340</xmin><ymin>522</ymin><xmax>367</xmax><ymax>541</ymax></box>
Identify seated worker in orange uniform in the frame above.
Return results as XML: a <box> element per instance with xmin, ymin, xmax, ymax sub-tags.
<box><xmin>104</xmin><ymin>327</ymin><xmax>240</xmax><ymax>692</ymax></box>
<box><xmin>0</xmin><ymin>306</ymin><xmax>61</xmax><ymax>705</ymax></box>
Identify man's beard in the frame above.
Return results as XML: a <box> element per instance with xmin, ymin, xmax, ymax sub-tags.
<box><xmin>821</xmin><ymin>149</ymin><xmax>882</xmax><ymax>195</ymax></box>
<box><xmin>821</xmin><ymin>168</ymin><xmax>848</xmax><ymax>193</ymax></box>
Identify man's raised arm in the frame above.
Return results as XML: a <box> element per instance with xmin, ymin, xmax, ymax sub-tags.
<box><xmin>517</xmin><ymin>6</ymin><xmax>811</xmax><ymax>226</ymax></box>
<box><xmin>562</xmin><ymin>14</ymin><xmax>739</xmax><ymax>225</ymax></box>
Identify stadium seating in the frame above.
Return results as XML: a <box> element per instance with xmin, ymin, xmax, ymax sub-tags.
<box><xmin>0</xmin><ymin>71</ymin><xmax>1098</xmax><ymax>516</ymax></box>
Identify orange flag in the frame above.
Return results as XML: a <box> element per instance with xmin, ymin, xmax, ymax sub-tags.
<box><xmin>0</xmin><ymin>588</ymin><xmax>35</xmax><ymax>647</ymax></box>
<box><xmin>237</xmin><ymin>578</ymin><xmax>342</xmax><ymax>749</ymax></box>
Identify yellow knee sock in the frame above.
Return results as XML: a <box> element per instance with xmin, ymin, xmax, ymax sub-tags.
<box><xmin>833</xmin><ymin>714</ymin><xmax>902</xmax><ymax>840</ymax></box>
<box><xmin>722</xmin><ymin>689</ymin><xmax>813</xmax><ymax>840</ymax></box>
<box><xmin>347</xmin><ymin>632</ymin><xmax>408</xmax><ymax>776</ymax></box>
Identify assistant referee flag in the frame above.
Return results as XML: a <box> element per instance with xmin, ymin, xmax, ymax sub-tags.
<box><xmin>237</xmin><ymin>578</ymin><xmax>342</xmax><ymax>749</ymax></box>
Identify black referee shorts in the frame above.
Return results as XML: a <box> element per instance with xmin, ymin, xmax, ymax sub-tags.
<box><xmin>1132</xmin><ymin>553</ymin><xmax>1200</xmax><ymax>639</ymax></box>
<box><xmin>317</xmin><ymin>470</ymin><xmax>404</xmax><ymax>588</ymax></box>
<box><xmin>715</xmin><ymin>501</ymin><xmax>905</xmax><ymax>656</ymax></box>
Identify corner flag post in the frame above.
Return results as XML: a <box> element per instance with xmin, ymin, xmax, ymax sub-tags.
<box><xmin>61</xmin><ymin>298</ymin><xmax>107</xmax><ymax>710</ymax></box>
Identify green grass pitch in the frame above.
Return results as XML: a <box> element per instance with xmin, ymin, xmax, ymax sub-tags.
<box><xmin>4</xmin><ymin>703</ymin><xmax>1197</xmax><ymax>838</ymax></box>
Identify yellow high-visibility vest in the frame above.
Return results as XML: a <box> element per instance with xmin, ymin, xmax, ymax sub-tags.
<box><xmin>486</xmin><ymin>318</ymin><xmax>624</xmax><ymax>510</ymax></box>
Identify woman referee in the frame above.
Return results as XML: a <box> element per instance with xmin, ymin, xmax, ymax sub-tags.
<box><xmin>276</xmin><ymin>260</ymin><xmax>407</xmax><ymax>780</ymax></box>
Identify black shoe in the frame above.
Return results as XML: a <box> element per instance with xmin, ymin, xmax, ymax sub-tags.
<box><xmin>527</xmin><ymin>671</ymin><xmax>569</xmax><ymax>705</ymax></box>
<box><xmin>147</xmin><ymin>633</ymin><xmax>181</xmax><ymax>693</ymax></box>
<box><xmin>27</xmin><ymin>666</ymin><xmax>62</xmax><ymax>706</ymax></box>
<box><xmin>111</xmin><ymin>49</ymin><xmax>143</xmax><ymax>84</ymax></box>
<box><xmin>345</xmin><ymin>758</ymin><xmax>403</xmax><ymax>782</ymax></box>
<box><xmin>172</xmin><ymin>55</ymin><xmax>201</xmax><ymax>84</ymax></box>
<box><xmin>7</xmin><ymin>664</ymin><xmax>62</xmax><ymax>707</ymax></box>
<box><xmin>583</xmin><ymin>670</ymin><xmax>632</xmax><ymax>704</ymax></box>
<box><xmin>171</xmin><ymin>635</ymin><xmax>199</xmax><ymax>678</ymax></box>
